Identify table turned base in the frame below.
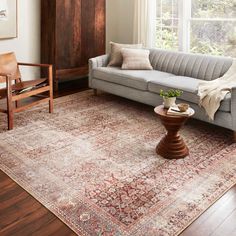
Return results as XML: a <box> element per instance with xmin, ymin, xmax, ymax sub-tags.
<box><xmin>154</xmin><ymin>105</ymin><xmax>195</xmax><ymax>160</ymax></box>
<box><xmin>156</xmin><ymin>133</ymin><xmax>189</xmax><ymax>159</ymax></box>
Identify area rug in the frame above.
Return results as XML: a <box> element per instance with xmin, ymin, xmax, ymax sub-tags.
<box><xmin>0</xmin><ymin>90</ymin><xmax>236</xmax><ymax>236</ymax></box>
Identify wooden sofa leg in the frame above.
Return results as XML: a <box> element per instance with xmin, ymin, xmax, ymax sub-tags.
<box><xmin>233</xmin><ymin>131</ymin><xmax>236</xmax><ymax>143</ymax></box>
<box><xmin>93</xmin><ymin>89</ymin><xmax>98</xmax><ymax>96</ymax></box>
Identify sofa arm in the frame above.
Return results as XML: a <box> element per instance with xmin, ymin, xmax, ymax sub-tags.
<box><xmin>89</xmin><ymin>54</ymin><xmax>109</xmax><ymax>88</ymax></box>
<box><xmin>89</xmin><ymin>54</ymin><xmax>109</xmax><ymax>69</ymax></box>
<box><xmin>232</xmin><ymin>86</ymin><xmax>236</xmax><ymax>130</ymax></box>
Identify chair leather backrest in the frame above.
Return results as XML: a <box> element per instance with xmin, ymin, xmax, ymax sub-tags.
<box><xmin>0</xmin><ymin>52</ymin><xmax>21</xmax><ymax>83</ymax></box>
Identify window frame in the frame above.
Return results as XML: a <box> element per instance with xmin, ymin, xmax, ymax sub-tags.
<box><xmin>157</xmin><ymin>0</ymin><xmax>236</xmax><ymax>55</ymax></box>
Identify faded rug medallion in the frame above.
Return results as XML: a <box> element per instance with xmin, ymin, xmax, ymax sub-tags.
<box><xmin>0</xmin><ymin>90</ymin><xmax>236</xmax><ymax>236</ymax></box>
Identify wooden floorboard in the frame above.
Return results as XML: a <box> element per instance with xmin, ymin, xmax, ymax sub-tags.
<box><xmin>1</xmin><ymin>79</ymin><xmax>236</xmax><ymax>236</ymax></box>
<box><xmin>0</xmin><ymin>171</ymin><xmax>76</xmax><ymax>236</ymax></box>
<box><xmin>180</xmin><ymin>186</ymin><xmax>236</xmax><ymax>236</ymax></box>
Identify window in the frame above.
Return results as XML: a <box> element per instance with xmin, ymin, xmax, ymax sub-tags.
<box><xmin>156</xmin><ymin>0</ymin><xmax>236</xmax><ymax>57</ymax></box>
<box><xmin>156</xmin><ymin>0</ymin><xmax>179</xmax><ymax>50</ymax></box>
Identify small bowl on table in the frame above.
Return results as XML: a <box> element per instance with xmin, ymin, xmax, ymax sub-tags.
<box><xmin>177</xmin><ymin>103</ymin><xmax>189</xmax><ymax>112</ymax></box>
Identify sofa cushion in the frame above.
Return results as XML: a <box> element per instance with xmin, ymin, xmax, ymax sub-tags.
<box><xmin>121</xmin><ymin>48</ymin><xmax>153</xmax><ymax>70</ymax></box>
<box><xmin>148</xmin><ymin>76</ymin><xmax>231</xmax><ymax>112</ymax></box>
<box><xmin>108</xmin><ymin>42</ymin><xmax>143</xmax><ymax>67</ymax></box>
<box><xmin>93</xmin><ymin>67</ymin><xmax>173</xmax><ymax>91</ymax></box>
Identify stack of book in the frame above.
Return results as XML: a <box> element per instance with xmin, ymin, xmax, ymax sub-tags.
<box><xmin>167</xmin><ymin>106</ymin><xmax>192</xmax><ymax>117</ymax></box>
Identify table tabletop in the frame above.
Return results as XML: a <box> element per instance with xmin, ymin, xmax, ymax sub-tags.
<box><xmin>154</xmin><ymin>105</ymin><xmax>195</xmax><ymax>119</ymax></box>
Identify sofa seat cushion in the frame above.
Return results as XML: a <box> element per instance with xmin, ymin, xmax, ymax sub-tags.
<box><xmin>93</xmin><ymin>67</ymin><xmax>173</xmax><ymax>91</ymax></box>
<box><xmin>148</xmin><ymin>76</ymin><xmax>231</xmax><ymax>112</ymax></box>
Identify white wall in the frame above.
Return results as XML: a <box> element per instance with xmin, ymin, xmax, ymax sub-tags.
<box><xmin>0</xmin><ymin>0</ymin><xmax>41</xmax><ymax>79</ymax></box>
<box><xmin>106</xmin><ymin>0</ymin><xmax>118</xmax><ymax>52</ymax></box>
<box><xmin>0</xmin><ymin>0</ymin><xmax>134</xmax><ymax>79</ymax></box>
<box><xmin>106</xmin><ymin>0</ymin><xmax>135</xmax><ymax>52</ymax></box>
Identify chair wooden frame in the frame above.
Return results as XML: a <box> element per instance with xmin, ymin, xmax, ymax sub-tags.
<box><xmin>0</xmin><ymin>63</ymin><xmax>53</xmax><ymax>130</ymax></box>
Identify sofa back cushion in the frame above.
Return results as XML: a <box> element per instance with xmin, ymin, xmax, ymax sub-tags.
<box><xmin>108</xmin><ymin>42</ymin><xmax>143</xmax><ymax>67</ymax></box>
<box><xmin>121</xmin><ymin>48</ymin><xmax>153</xmax><ymax>70</ymax></box>
<box><xmin>149</xmin><ymin>49</ymin><xmax>233</xmax><ymax>81</ymax></box>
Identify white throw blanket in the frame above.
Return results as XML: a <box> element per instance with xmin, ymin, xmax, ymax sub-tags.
<box><xmin>198</xmin><ymin>59</ymin><xmax>236</xmax><ymax>120</ymax></box>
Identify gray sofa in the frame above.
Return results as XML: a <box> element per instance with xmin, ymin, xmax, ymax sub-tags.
<box><xmin>89</xmin><ymin>48</ymin><xmax>236</xmax><ymax>139</ymax></box>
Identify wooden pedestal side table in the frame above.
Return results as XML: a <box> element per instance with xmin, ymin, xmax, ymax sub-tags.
<box><xmin>154</xmin><ymin>105</ymin><xmax>195</xmax><ymax>159</ymax></box>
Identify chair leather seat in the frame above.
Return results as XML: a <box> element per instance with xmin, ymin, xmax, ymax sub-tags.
<box><xmin>12</xmin><ymin>78</ymin><xmax>47</xmax><ymax>91</ymax></box>
<box><xmin>0</xmin><ymin>78</ymin><xmax>47</xmax><ymax>99</ymax></box>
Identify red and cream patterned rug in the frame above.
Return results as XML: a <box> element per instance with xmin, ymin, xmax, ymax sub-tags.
<box><xmin>0</xmin><ymin>90</ymin><xmax>236</xmax><ymax>236</ymax></box>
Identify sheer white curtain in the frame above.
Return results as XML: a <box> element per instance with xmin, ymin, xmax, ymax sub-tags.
<box><xmin>133</xmin><ymin>0</ymin><xmax>157</xmax><ymax>48</ymax></box>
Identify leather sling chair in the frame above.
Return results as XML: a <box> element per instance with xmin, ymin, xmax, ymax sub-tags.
<box><xmin>0</xmin><ymin>52</ymin><xmax>53</xmax><ymax>130</ymax></box>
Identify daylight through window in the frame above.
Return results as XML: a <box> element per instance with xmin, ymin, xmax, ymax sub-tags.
<box><xmin>156</xmin><ymin>0</ymin><xmax>236</xmax><ymax>56</ymax></box>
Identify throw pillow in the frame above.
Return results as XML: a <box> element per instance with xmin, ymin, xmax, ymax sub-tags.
<box><xmin>0</xmin><ymin>52</ymin><xmax>21</xmax><ymax>81</ymax></box>
<box><xmin>121</xmin><ymin>48</ymin><xmax>153</xmax><ymax>70</ymax></box>
<box><xmin>108</xmin><ymin>42</ymin><xmax>143</xmax><ymax>67</ymax></box>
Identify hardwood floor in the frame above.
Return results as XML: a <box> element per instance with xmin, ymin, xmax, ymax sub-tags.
<box><xmin>1</xmin><ymin>79</ymin><xmax>236</xmax><ymax>236</ymax></box>
<box><xmin>180</xmin><ymin>186</ymin><xmax>236</xmax><ymax>236</ymax></box>
<box><xmin>0</xmin><ymin>171</ymin><xmax>76</xmax><ymax>236</ymax></box>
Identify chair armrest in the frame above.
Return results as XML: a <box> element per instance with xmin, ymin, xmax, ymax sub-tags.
<box><xmin>18</xmin><ymin>62</ymin><xmax>52</xmax><ymax>68</ymax></box>
<box><xmin>0</xmin><ymin>73</ymin><xmax>10</xmax><ymax>77</ymax></box>
<box><xmin>89</xmin><ymin>54</ymin><xmax>109</xmax><ymax>88</ymax></box>
<box><xmin>18</xmin><ymin>63</ymin><xmax>53</xmax><ymax>90</ymax></box>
